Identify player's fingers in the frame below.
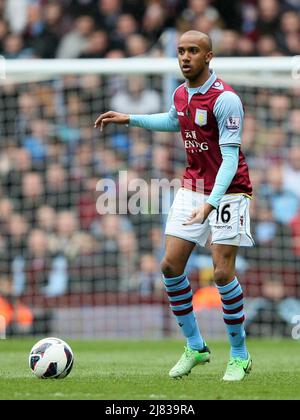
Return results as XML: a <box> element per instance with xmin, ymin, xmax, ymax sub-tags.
<box><xmin>183</xmin><ymin>208</ymin><xmax>204</xmax><ymax>225</ymax></box>
<box><xmin>183</xmin><ymin>217</ymin><xmax>196</xmax><ymax>226</ymax></box>
<box><xmin>94</xmin><ymin>115</ymin><xmax>104</xmax><ymax>128</ymax></box>
<box><xmin>100</xmin><ymin>118</ymin><xmax>111</xmax><ymax>131</ymax></box>
<box><xmin>94</xmin><ymin>112</ymin><xmax>113</xmax><ymax>128</ymax></box>
<box><xmin>183</xmin><ymin>211</ymin><xmax>198</xmax><ymax>225</ymax></box>
<box><xmin>187</xmin><ymin>209</ymin><xmax>197</xmax><ymax>220</ymax></box>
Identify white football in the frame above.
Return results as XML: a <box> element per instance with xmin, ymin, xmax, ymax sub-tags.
<box><xmin>29</xmin><ymin>337</ymin><xmax>74</xmax><ymax>379</ymax></box>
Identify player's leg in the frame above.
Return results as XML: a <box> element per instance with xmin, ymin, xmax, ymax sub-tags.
<box><xmin>212</xmin><ymin>244</ymin><xmax>252</xmax><ymax>381</ymax></box>
<box><xmin>161</xmin><ymin>235</ymin><xmax>210</xmax><ymax>378</ymax></box>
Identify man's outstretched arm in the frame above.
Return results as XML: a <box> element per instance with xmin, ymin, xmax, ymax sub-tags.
<box><xmin>94</xmin><ymin>105</ymin><xmax>180</xmax><ymax>132</ymax></box>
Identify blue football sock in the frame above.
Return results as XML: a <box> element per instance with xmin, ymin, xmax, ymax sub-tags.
<box><xmin>163</xmin><ymin>273</ymin><xmax>204</xmax><ymax>351</ymax></box>
<box><xmin>217</xmin><ymin>277</ymin><xmax>248</xmax><ymax>360</ymax></box>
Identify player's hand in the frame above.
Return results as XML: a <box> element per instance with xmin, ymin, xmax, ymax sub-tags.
<box><xmin>183</xmin><ymin>203</ymin><xmax>215</xmax><ymax>225</ymax></box>
<box><xmin>94</xmin><ymin>111</ymin><xmax>130</xmax><ymax>131</ymax></box>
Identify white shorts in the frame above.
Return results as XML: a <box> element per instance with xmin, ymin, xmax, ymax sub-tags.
<box><xmin>165</xmin><ymin>188</ymin><xmax>254</xmax><ymax>247</ymax></box>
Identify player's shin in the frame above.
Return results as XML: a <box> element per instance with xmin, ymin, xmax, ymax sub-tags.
<box><xmin>163</xmin><ymin>273</ymin><xmax>204</xmax><ymax>351</ymax></box>
<box><xmin>217</xmin><ymin>277</ymin><xmax>248</xmax><ymax>360</ymax></box>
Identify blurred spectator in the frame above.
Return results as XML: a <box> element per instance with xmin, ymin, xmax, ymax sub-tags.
<box><xmin>138</xmin><ymin>253</ymin><xmax>161</xmax><ymax>295</ymax></box>
<box><xmin>215</xmin><ymin>30</ymin><xmax>240</xmax><ymax>57</ymax></box>
<box><xmin>5</xmin><ymin>0</ymin><xmax>28</xmax><ymax>34</ymax></box>
<box><xmin>284</xmin><ymin>32</ymin><xmax>300</xmax><ymax>55</ymax></box>
<box><xmin>53</xmin><ymin>210</ymin><xmax>81</xmax><ymax>259</ymax></box>
<box><xmin>71</xmin><ymin>143</ymin><xmax>95</xmax><ymax>182</ymax></box>
<box><xmin>36</xmin><ymin>206</ymin><xmax>57</xmax><ymax>234</ymax></box>
<box><xmin>245</xmin><ymin>279</ymin><xmax>300</xmax><ymax>337</ymax></box>
<box><xmin>79</xmin><ymin>74</ymin><xmax>106</xmax><ymax>118</ymax></box>
<box><xmin>283</xmin><ymin>145</ymin><xmax>300</xmax><ymax>199</ymax></box>
<box><xmin>182</xmin><ymin>0</ymin><xmax>217</xmax><ymax>25</ymax></box>
<box><xmin>77</xmin><ymin>177</ymin><xmax>100</xmax><ymax>229</ymax></box>
<box><xmin>23</xmin><ymin>3</ymin><xmax>45</xmax><ymax>45</ymax></box>
<box><xmin>95</xmin><ymin>0</ymin><xmax>122</xmax><ymax>33</ymax></box>
<box><xmin>94</xmin><ymin>214</ymin><xmax>133</xmax><ymax>290</ymax></box>
<box><xmin>45</xmin><ymin>164</ymin><xmax>73</xmax><ymax>209</ymax></box>
<box><xmin>21</xmin><ymin>172</ymin><xmax>45</xmax><ymax>224</ymax></box>
<box><xmin>256</xmin><ymin>35</ymin><xmax>278</xmax><ymax>56</ymax></box>
<box><xmin>128</xmin><ymin>128</ymin><xmax>151</xmax><ymax>171</ymax></box>
<box><xmin>16</xmin><ymin>92</ymin><xmax>40</xmax><ymax>140</ymax></box>
<box><xmin>265</xmin><ymin>94</ymin><xmax>291</xmax><ymax>129</ymax></box>
<box><xmin>23</xmin><ymin>229</ymin><xmax>52</xmax><ymax>295</ymax></box>
<box><xmin>68</xmin><ymin>232</ymin><xmax>102</xmax><ymax>293</ymax></box>
<box><xmin>257</xmin><ymin>127</ymin><xmax>287</xmax><ymax>165</ymax></box>
<box><xmin>142</xmin><ymin>3</ymin><xmax>166</xmax><ymax>47</ymax></box>
<box><xmin>8</xmin><ymin>214</ymin><xmax>28</xmax><ymax>260</ymax></box>
<box><xmin>56</xmin><ymin>15</ymin><xmax>95</xmax><ymax>58</ymax></box>
<box><xmin>79</xmin><ymin>29</ymin><xmax>108</xmax><ymax>58</ymax></box>
<box><xmin>288</xmin><ymin>109</ymin><xmax>300</xmax><ymax>146</ymax></box>
<box><xmin>2</xmin><ymin>148</ymin><xmax>32</xmax><ymax>201</ymax></box>
<box><xmin>111</xmin><ymin>13</ymin><xmax>138</xmax><ymax>50</ymax></box>
<box><xmin>3</xmin><ymin>33</ymin><xmax>33</xmax><ymax>58</ymax></box>
<box><xmin>256</xmin><ymin>0</ymin><xmax>281</xmax><ymax>36</ymax></box>
<box><xmin>237</xmin><ymin>36</ymin><xmax>256</xmax><ymax>57</ymax></box>
<box><xmin>0</xmin><ymin>83</ymin><xmax>18</xmax><ymax>137</ymax></box>
<box><xmin>125</xmin><ymin>33</ymin><xmax>149</xmax><ymax>56</ymax></box>
<box><xmin>111</xmin><ymin>76</ymin><xmax>161</xmax><ymax>114</ymax></box>
<box><xmin>23</xmin><ymin>119</ymin><xmax>49</xmax><ymax>163</ymax></box>
<box><xmin>118</xmin><ymin>231</ymin><xmax>138</xmax><ymax>291</ymax></box>
<box><xmin>241</xmin><ymin>0</ymin><xmax>258</xmax><ymax>39</ymax></box>
<box><xmin>0</xmin><ymin>198</ymin><xmax>14</xmax><ymax>237</ymax></box>
<box><xmin>262</xmin><ymin>166</ymin><xmax>299</xmax><ymax>224</ymax></box>
<box><xmin>29</xmin><ymin>1</ymin><xmax>63</xmax><ymax>58</ymax></box>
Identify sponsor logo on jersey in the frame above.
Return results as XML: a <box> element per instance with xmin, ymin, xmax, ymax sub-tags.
<box><xmin>184</xmin><ymin>130</ymin><xmax>197</xmax><ymax>140</ymax></box>
<box><xmin>195</xmin><ymin>109</ymin><xmax>207</xmax><ymax>127</ymax></box>
<box><xmin>215</xmin><ymin>225</ymin><xmax>233</xmax><ymax>230</ymax></box>
<box><xmin>177</xmin><ymin>111</ymin><xmax>185</xmax><ymax>116</ymax></box>
<box><xmin>184</xmin><ymin>131</ymin><xmax>209</xmax><ymax>153</ymax></box>
<box><xmin>226</xmin><ymin>117</ymin><xmax>240</xmax><ymax>132</ymax></box>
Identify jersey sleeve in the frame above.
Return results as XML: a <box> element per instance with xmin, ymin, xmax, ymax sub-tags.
<box><xmin>128</xmin><ymin>91</ymin><xmax>180</xmax><ymax>132</ymax></box>
<box><xmin>206</xmin><ymin>145</ymin><xmax>239</xmax><ymax>209</ymax></box>
<box><xmin>213</xmin><ymin>91</ymin><xmax>244</xmax><ymax>146</ymax></box>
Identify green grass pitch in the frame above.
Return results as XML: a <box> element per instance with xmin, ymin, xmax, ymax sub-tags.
<box><xmin>0</xmin><ymin>338</ymin><xmax>299</xmax><ymax>400</ymax></box>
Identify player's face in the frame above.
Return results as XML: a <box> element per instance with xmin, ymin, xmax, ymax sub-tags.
<box><xmin>177</xmin><ymin>39</ymin><xmax>211</xmax><ymax>82</ymax></box>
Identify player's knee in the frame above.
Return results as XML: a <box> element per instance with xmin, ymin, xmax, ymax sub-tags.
<box><xmin>213</xmin><ymin>267</ymin><xmax>233</xmax><ymax>286</ymax></box>
<box><xmin>160</xmin><ymin>258</ymin><xmax>182</xmax><ymax>278</ymax></box>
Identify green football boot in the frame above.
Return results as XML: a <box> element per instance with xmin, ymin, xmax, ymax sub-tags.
<box><xmin>169</xmin><ymin>345</ymin><xmax>211</xmax><ymax>379</ymax></box>
<box><xmin>222</xmin><ymin>354</ymin><xmax>252</xmax><ymax>381</ymax></box>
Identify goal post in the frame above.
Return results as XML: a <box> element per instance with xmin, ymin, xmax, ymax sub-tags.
<box><xmin>0</xmin><ymin>57</ymin><xmax>299</xmax><ymax>339</ymax></box>
<box><xmin>4</xmin><ymin>56</ymin><xmax>296</xmax><ymax>75</ymax></box>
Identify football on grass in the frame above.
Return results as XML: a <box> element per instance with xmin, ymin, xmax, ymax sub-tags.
<box><xmin>29</xmin><ymin>337</ymin><xmax>74</xmax><ymax>379</ymax></box>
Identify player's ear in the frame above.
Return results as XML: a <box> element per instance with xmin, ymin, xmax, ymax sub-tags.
<box><xmin>205</xmin><ymin>51</ymin><xmax>213</xmax><ymax>64</ymax></box>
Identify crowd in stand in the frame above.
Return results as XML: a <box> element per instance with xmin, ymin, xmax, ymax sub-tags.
<box><xmin>0</xmin><ymin>0</ymin><xmax>300</xmax><ymax>307</ymax></box>
<box><xmin>0</xmin><ymin>0</ymin><xmax>299</xmax><ymax>59</ymax></box>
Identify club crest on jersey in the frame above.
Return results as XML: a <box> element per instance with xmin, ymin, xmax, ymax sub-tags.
<box><xmin>195</xmin><ymin>109</ymin><xmax>207</xmax><ymax>127</ymax></box>
<box><xmin>226</xmin><ymin>117</ymin><xmax>240</xmax><ymax>132</ymax></box>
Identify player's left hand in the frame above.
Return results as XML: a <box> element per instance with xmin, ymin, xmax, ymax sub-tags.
<box><xmin>183</xmin><ymin>203</ymin><xmax>215</xmax><ymax>225</ymax></box>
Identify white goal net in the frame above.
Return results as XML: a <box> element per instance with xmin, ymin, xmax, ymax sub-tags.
<box><xmin>0</xmin><ymin>57</ymin><xmax>299</xmax><ymax>339</ymax></box>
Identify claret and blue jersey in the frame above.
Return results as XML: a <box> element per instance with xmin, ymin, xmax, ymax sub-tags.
<box><xmin>129</xmin><ymin>70</ymin><xmax>252</xmax><ymax>208</ymax></box>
